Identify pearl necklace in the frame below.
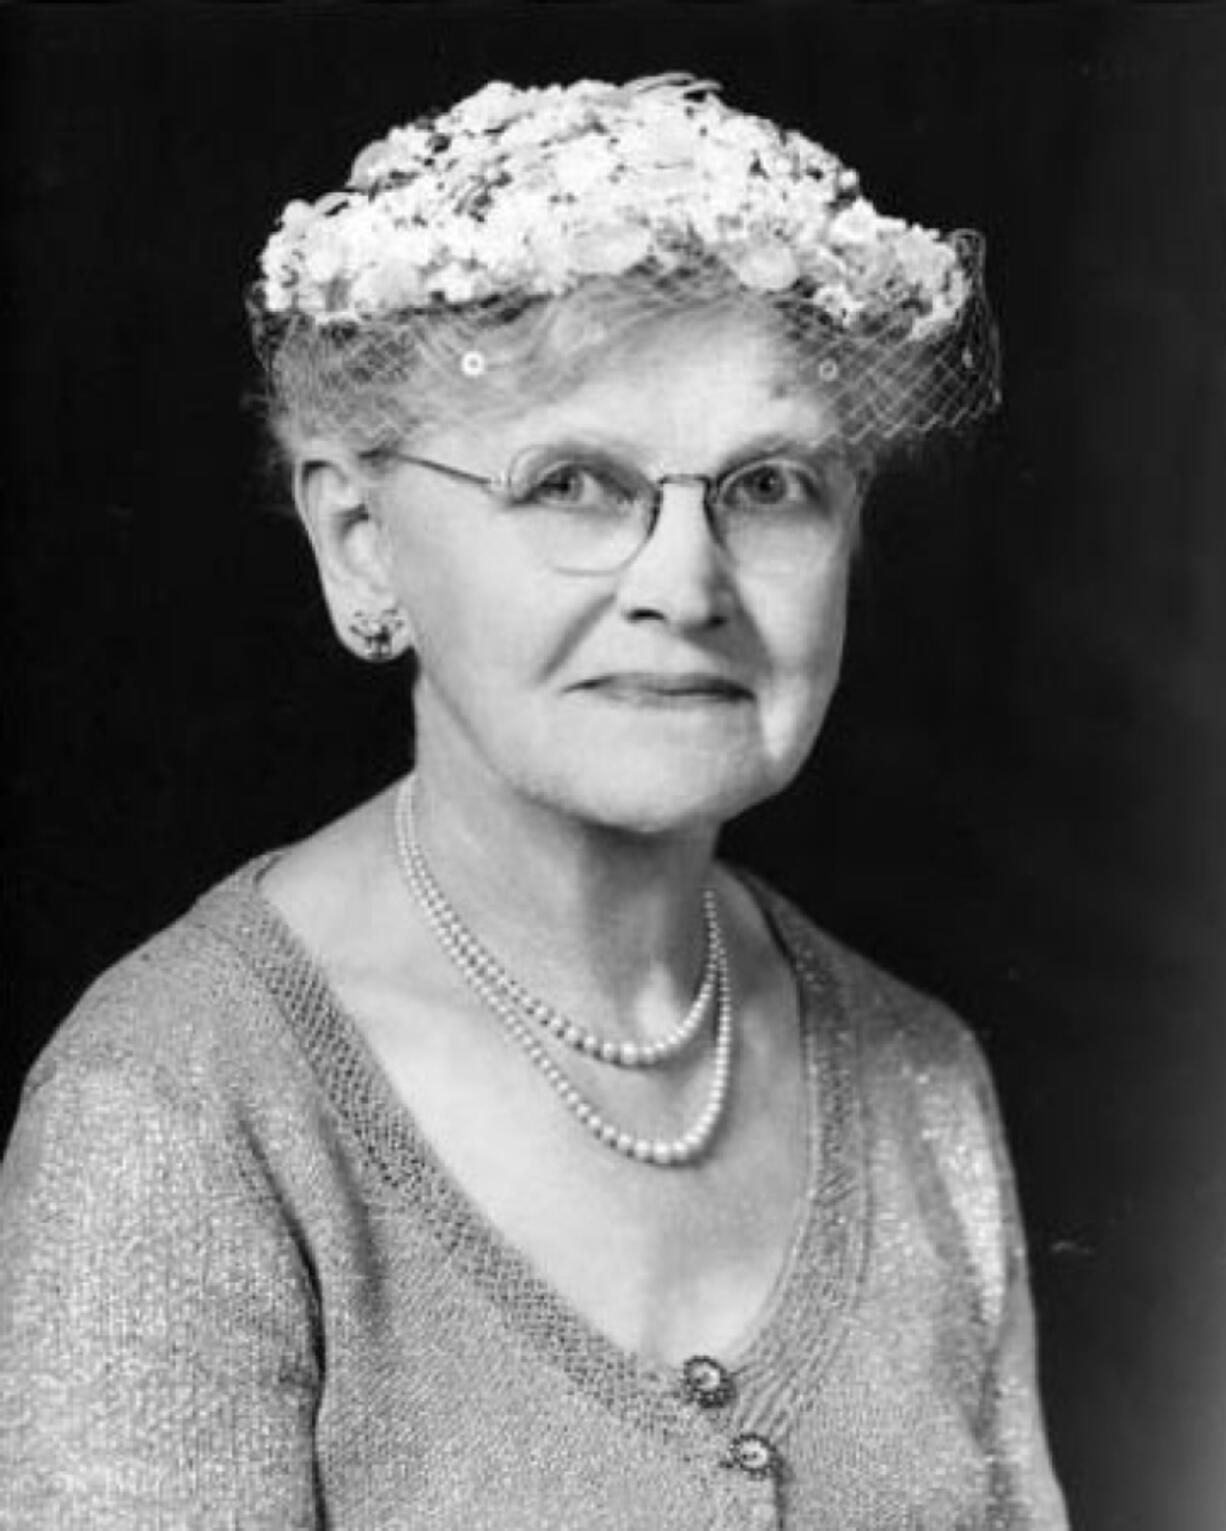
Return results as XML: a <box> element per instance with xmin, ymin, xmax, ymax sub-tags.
<box><xmin>398</xmin><ymin>780</ymin><xmax>717</xmax><ymax>1069</ymax></box>
<box><xmin>393</xmin><ymin>779</ymin><xmax>735</xmax><ymax>1167</ymax></box>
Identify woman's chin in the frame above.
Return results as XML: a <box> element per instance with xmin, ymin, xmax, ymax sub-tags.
<box><xmin>534</xmin><ymin>755</ymin><xmax>795</xmax><ymax>840</ymax></box>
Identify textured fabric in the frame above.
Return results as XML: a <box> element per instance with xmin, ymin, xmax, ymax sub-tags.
<box><xmin>0</xmin><ymin>858</ymin><xmax>1067</xmax><ymax>1529</ymax></box>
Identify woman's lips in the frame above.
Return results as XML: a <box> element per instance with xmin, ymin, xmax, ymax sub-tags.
<box><xmin>575</xmin><ymin>672</ymin><xmax>751</xmax><ymax>706</ymax></box>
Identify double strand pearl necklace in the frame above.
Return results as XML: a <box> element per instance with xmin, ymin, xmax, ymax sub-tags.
<box><xmin>393</xmin><ymin>779</ymin><xmax>735</xmax><ymax>1167</ymax></box>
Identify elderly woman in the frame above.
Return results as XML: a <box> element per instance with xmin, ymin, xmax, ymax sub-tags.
<box><xmin>0</xmin><ymin>76</ymin><xmax>1065</xmax><ymax>1529</ymax></box>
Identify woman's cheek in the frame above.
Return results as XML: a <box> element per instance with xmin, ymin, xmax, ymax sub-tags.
<box><xmin>783</xmin><ymin>581</ymin><xmax>849</xmax><ymax>738</ymax></box>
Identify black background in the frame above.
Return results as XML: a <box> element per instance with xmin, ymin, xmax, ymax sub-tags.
<box><xmin>4</xmin><ymin>5</ymin><xmax>1225</xmax><ymax>1528</ymax></box>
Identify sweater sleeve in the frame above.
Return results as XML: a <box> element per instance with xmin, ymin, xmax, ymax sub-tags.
<box><xmin>0</xmin><ymin>1053</ymin><xmax>322</xmax><ymax>1530</ymax></box>
<box><xmin>983</xmin><ymin>1220</ymin><xmax>1068</xmax><ymax>1530</ymax></box>
<box><xmin>911</xmin><ymin>1015</ymin><xmax>1067</xmax><ymax>1531</ymax></box>
<box><xmin>967</xmin><ymin>1051</ymin><xmax>1069</xmax><ymax>1531</ymax></box>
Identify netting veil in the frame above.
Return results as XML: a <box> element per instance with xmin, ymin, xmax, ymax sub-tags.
<box><xmin>248</xmin><ymin>76</ymin><xmax>1000</xmax><ymax>456</ymax></box>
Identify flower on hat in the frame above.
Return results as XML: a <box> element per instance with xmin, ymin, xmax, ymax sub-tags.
<box><xmin>255</xmin><ymin>74</ymin><xmax>972</xmax><ymax>342</ymax></box>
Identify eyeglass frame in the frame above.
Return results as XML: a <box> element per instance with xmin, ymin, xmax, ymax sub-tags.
<box><xmin>360</xmin><ymin>438</ymin><xmax>865</xmax><ymax>575</ymax></box>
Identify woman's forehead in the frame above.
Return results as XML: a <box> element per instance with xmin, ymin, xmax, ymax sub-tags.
<box><xmin>427</xmin><ymin>317</ymin><xmax>838</xmax><ymax>465</ymax></box>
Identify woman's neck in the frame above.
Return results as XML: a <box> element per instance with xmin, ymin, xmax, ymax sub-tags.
<box><xmin>406</xmin><ymin>755</ymin><xmax>721</xmax><ymax>1048</ymax></box>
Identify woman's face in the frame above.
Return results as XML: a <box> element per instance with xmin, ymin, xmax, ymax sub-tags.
<box><xmin>377</xmin><ymin>314</ymin><xmax>859</xmax><ymax>837</ymax></box>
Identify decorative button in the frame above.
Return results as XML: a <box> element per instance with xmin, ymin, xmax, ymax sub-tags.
<box><xmin>728</xmin><ymin>1431</ymin><xmax>781</xmax><ymax>1480</ymax></box>
<box><xmin>681</xmin><ymin>1355</ymin><xmax>734</xmax><ymax>1409</ymax></box>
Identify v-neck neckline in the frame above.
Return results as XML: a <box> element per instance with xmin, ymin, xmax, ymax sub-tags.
<box><xmin>195</xmin><ymin>855</ymin><xmax>868</xmax><ymax>1451</ymax></box>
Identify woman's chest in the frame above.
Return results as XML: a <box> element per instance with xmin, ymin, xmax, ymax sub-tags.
<box><xmin>467</xmin><ymin>1146</ymin><xmax>807</xmax><ymax>1364</ymax></box>
<box><xmin>292</xmin><ymin>996</ymin><xmax>999</xmax><ymax>1529</ymax></box>
<box><xmin>347</xmin><ymin>984</ymin><xmax>811</xmax><ymax>1366</ymax></box>
<box><xmin>305</xmin><ymin>1151</ymin><xmax>994</xmax><ymax>1531</ymax></box>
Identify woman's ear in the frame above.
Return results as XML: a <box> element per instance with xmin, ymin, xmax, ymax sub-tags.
<box><xmin>293</xmin><ymin>448</ymin><xmax>415</xmax><ymax>662</ymax></box>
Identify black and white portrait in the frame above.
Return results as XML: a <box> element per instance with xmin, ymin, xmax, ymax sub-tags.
<box><xmin>2</xmin><ymin>7</ymin><xmax>1223</xmax><ymax>1528</ymax></box>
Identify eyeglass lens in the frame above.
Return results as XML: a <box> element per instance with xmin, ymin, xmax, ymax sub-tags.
<box><xmin>501</xmin><ymin>445</ymin><xmax>855</xmax><ymax>573</ymax></box>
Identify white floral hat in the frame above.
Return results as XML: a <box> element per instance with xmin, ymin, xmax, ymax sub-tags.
<box><xmin>250</xmin><ymin>74</ymin><xmax>999</xmax><ymax>452</ymax></box>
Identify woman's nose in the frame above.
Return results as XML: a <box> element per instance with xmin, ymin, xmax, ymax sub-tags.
<box><xmin>614</xmin><ymin>477</ymin><xmax>735</xmax><ymax>629</ymax></box>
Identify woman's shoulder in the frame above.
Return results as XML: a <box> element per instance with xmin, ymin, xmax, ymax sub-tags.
<box><xmin>19</xmin><ymin>855</ymin><xmax>301</xmax><ymax>1115</ymax></box>
<box><xmin>739</xmin><ymin>870</ymin><xmax>1021</xmax><ymax>1322</ymax></box>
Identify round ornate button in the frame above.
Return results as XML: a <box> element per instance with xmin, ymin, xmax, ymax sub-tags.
<box><xmin>728</xmin><ymin>1431</ymin><xmax>781</xmax><ymax>1480</ymax></box>
<box><xmin>681</xmin><ymin>1355</ymin><xmax>734</xmax><ymax>1409</ymax></box>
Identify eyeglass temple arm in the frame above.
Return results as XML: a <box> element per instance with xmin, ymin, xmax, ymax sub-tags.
<box><xmin>378</xmin><ymin>449</ymin><xmax>506</xmax><ymax>492</ymax></box>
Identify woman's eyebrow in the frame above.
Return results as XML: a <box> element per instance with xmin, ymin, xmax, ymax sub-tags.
<box><xmin>708</xmin><ymin>429</ymin><xmax>844</xmax><ymax>476</ymax></box>
<box><xmin>730</xmin><ymin>428</ymin><xmax>839</xmax><ymax>455</ymax></box>
<box><xmin>513</xmin><ymin>430</ymin><xmax>642</xmax><ymax>460</ymax></box>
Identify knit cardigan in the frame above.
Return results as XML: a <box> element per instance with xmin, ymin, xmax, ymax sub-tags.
<box><xmin>0</xmin><ymin>859</ymin><xmax>1066</xmax><ymax>1529</ymax></box>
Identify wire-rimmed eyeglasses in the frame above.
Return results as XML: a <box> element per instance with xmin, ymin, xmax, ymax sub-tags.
<box><xmin>364</xmin><ymin>439</ymin><xmax>861</xmax><ymax>575</ymax></box>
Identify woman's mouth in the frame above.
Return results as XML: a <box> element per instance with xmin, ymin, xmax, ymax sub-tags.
<box><xmin>575</xmin><ymin>672</ymin><xmax>751</xmax><ymax>707</ymax></box>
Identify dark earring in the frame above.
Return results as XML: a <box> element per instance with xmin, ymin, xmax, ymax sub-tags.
<box><xmin>349</xmin><ymin>608</ymin><xmax>409</xmax><ymax>663</ymax></box>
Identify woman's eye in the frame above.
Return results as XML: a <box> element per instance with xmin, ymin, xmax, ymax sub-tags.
<box><xmin>723</xmin><ymin>458</ymin><xmax>825</xmax><ymax>511</ymax></box>
<box><xmin>533</xmin><ymin>464</ymin><xmax>591</xmax><ymax>503</ymax></box>
<box><xmin>516</xmin><ymin>459</ymin><xmax>637</xmax><ymax>513</ymax></box>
